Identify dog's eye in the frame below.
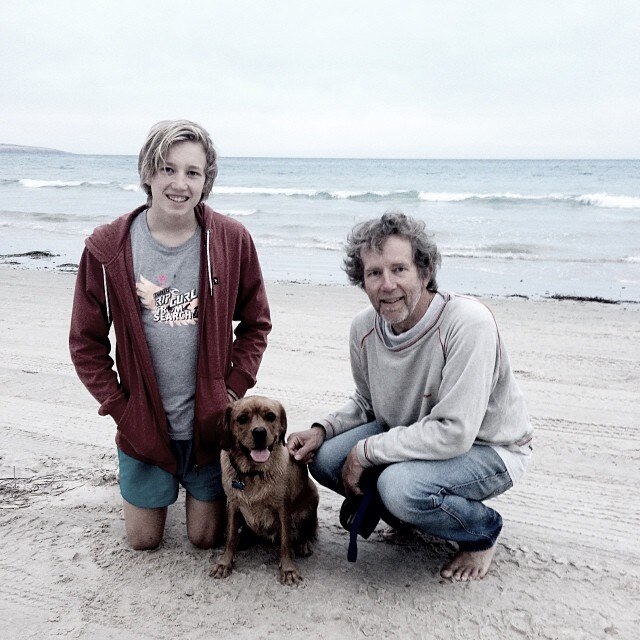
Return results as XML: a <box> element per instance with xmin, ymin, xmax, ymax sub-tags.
<box><xmin>236</xmin><ymin>414</ymin><xmax>250</xmax><ymax>425</ymax></box>
<box><xmin>264</xmin><ymin>411</ymin><xmax>277</xmax><ymax>422</ymax></box>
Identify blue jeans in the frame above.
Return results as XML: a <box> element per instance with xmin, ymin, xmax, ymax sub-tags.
<box><xmin>309</xmin><ymin>421</ymin><xmax>512</xmax><ymax>551</ymax></box>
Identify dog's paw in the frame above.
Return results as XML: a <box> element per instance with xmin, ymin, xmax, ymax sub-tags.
<box><xmin>279</xmin><ymin>566</ymin><xmax>303</xmax><ymax>586</ymax></box>
<box><xmin>295</xmin><ymin>540</ymin><xmax>314</xmax><ymax>558</ymax></box>
<box><xmin>210</xmin><ymin>562</ymin><xmax>234</xmax><ymax>579</ymax></box>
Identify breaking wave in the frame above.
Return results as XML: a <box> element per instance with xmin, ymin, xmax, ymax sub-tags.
<box><xmin>4</xmin><ymin>179</ymin><xmax>638</xmax><ymax>209</ymax></box>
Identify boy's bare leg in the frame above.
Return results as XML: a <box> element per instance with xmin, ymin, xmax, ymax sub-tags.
<box><xmin>186</xmin><ymin>495</ymin><xmax>225</xmax><ymax>549</ymax></box>
<box><xmin>123</xmin><ymin>499</ymin><xmax>167</xmax><ymax>550</ymax></box>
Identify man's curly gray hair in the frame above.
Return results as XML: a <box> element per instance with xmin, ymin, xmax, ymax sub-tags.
<box><xmin>343</xmin><ymin>211</ymin><xmax>441</xmax><ymax>290</ymax></box>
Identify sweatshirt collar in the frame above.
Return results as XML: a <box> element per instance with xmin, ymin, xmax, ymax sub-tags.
<box><xmin>379</xmin><ymin>292</ymin><xmax>447</xmax><ymax>348</ymax></box>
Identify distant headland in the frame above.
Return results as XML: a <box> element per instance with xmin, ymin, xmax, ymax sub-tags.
<box><xmin>0</xmin><ymin>143</ymin><xmax>69</xmax><ymax>154</ymax></box>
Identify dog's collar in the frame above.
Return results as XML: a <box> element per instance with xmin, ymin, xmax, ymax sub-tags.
<box><xmin>229</xmin><ymin>455</ymin><xmax>264</xmax><ymax>491</ymax></box>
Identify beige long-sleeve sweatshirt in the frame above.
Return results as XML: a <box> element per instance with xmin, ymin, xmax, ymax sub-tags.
<box><xmin>315</xmin><ymin>292</ymin><xmax>532</xmax><ymax>470</ymax></box>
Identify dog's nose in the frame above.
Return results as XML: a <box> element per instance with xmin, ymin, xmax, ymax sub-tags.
<box><xmin>252</xmin><ymin>427</ymin><xmax>267</xmax><ymax>447</ymax></box>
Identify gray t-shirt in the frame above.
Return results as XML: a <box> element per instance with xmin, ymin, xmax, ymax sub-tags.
<box><xmin>130</xmin><ymin>212</ymin><xmax>201</xmax><ymax>440</ymax></box>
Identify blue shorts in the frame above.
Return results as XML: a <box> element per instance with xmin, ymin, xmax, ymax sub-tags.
<box><xmin>117</xmin><ymin>440</ymin><xmax>223</xmax><ymax>509</ymax></box>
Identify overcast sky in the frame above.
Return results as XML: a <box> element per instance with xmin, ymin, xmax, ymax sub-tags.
<box><xmin>2</xmin><ymin>1</ymin><xmax>639</xmax><ymax>158</ymax></box>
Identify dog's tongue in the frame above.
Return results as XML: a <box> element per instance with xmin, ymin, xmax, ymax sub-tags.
<box><xmin>250</xmin><ymin>449</ymin><xmax>271</xmax><ymax>463</ymax></box>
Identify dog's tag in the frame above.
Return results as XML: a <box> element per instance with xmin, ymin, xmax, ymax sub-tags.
<box><xmin>231</xmin><ymin>479</ymin><xmax>246</xmax><ymax>491</ymax></box>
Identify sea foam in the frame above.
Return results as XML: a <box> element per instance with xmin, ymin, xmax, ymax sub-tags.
<box><xmin>575</xmin><ymin>193</ymin><xmax>640</xmax><ymax>209</ymax></box>
<box><xmin>20</xmin><ymin>179</ymin><xmax>109</xmax><ymax>188</ymax></box>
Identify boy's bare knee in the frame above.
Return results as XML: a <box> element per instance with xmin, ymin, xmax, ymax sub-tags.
<box><xmin>128</xmin><ymin>533</ymin><xmax>163</xmax><ymax>551</ymax></box>
<box><xmin>187</xmin><ymin>515</ymin><xmax>225</xmax><ymax>549</ymax></box>
<box><xmin>188</xmin><ymin>530</ymin><xmax>215</xmax><ymax>549</ymax></box>
<box><xmin>186</xmin><ymin>495</ymin><xmax>225</xmax><ymax>549</ymax></box>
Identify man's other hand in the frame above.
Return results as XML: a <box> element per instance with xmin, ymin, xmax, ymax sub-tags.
<box><xmin>342</xmin><ymin>446</ymin><xmax>365</xmax><ymax>496</ymax></box>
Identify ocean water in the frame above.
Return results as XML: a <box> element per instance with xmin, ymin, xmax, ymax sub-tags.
<box><xmin>1</xmin><ymin>152</ymin><xmax>638</xmax><ymax>302</ymax></box>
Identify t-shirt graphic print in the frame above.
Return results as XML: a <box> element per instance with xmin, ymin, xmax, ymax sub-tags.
<box><xmin>136</xmin><ymin>274</ymin><xmax>199</xmax><ymax>326</ymax></box>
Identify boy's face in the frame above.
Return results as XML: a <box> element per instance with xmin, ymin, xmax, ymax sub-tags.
<box><xmin>148</xmin><ymin>140</ymin><xmax>206</xmax><ymax>220</ymax></box>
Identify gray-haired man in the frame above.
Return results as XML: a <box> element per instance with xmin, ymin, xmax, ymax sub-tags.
<box><xmin>288</xmin><ymin>211</ymin><xmax>532</xmax><ymax>580</ymax></box>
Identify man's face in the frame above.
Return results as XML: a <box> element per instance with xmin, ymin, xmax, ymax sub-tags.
<box><xmin>148</xmin><ymin>140</ymin><xmax>206</xmax><ymax>220</ymax></box>
<box><xmin>361</xmin><ymin>235</ymin><xmax>430</xmax><ymax>333</ymax></box>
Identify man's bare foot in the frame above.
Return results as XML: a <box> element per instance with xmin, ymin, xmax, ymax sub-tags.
<box><xmin>440</xmin><ymin>545</ymin><xmax>497</xmax><ymax>581</ymax></box>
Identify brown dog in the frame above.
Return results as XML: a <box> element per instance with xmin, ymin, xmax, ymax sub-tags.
<box><xmin>211</xmin><ymin>396</ymin><xmax>319</xmax><ymax>585</ymax></box>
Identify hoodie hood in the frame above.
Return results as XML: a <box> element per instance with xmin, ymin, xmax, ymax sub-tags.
<box><xmin>85</xmin><ymin>202</ymin><xmax>219</xmax><ymax>265</ymax></box>
<box><xmin>85</xmin><ymin>205</ymin><xmax>146</xmax><ymax>265</ymax></box>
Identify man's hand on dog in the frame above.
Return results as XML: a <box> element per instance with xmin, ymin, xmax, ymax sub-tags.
<box><xmin>286</xmin><ymin>425</ymin><xmax>325</xmax><ymax>464</ymax></box>
<box><xmin>342</xmin><ymin>447</ymin><xmax>365</xmax><ymax>497</ymax></box>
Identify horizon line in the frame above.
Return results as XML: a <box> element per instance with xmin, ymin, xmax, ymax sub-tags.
<box><xmin>1</xmin><ymin>143</ymin><xmax>638</xmax><ymax>162</ymax></box>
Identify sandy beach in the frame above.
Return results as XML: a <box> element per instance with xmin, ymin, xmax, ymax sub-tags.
<box><xmin>1</xmin><ymin>266</ymin><xmax>639</xmax><ymax>640</ymax></box>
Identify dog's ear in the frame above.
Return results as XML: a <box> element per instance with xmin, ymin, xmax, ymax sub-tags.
<box><xmin>277</xmin><ymin>401</ymin><xmax>287</xmax><ymax>445</ymax></box>
<box><xmin>221</xmin><ymin>403</ymin><xmax>234</xmax><ymax>451</ymax></box>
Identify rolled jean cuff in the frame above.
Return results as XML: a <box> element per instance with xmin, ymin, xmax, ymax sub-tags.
<box><xmin>457</xmin><ymin>523</ymin><xmax>502</xmax><ymax>552</ymax></box>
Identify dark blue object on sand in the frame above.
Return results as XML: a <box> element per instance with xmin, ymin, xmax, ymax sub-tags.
<box><xmin>340</xmin><ymin>487</ymin><xmax>380</xmax><ymax>562</ymax></box>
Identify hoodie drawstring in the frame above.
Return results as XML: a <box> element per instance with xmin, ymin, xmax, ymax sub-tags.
<box><xmin>206</xmin><ymin>229</ymin><xmax>213</xmax><ymax>295</ymax></box>
<box><xmin>102</xmin><ymin>264</ymin><xmax>111</xmax><ymax>324</ymax></box>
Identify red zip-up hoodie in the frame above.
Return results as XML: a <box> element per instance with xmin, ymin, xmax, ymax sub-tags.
<box><xmin>69</xmin><ymin>203</ymin><xmax>271</xmax><ymax>474</ymax></box>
